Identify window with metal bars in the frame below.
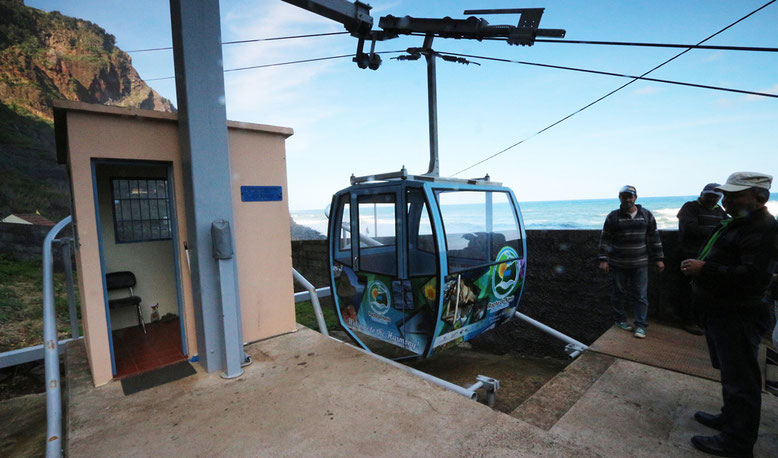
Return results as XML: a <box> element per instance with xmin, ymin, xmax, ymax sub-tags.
<box><xmin>111</xmin><ymin>178</ymin><xmax>172</xmax><ymax>243</ymax></box>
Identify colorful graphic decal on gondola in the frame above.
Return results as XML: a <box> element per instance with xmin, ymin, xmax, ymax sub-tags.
<box><xmin>433</xmin><ymin>248</ymin><xmax>525</xmax><ymax>349</ymax></box>
<box><xmin>334</xmin><ymin>266</ymin><xmax>436</xmax><ymax>354</ymax></box>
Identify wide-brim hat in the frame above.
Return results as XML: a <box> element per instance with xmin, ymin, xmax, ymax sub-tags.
<box><xmin>715</xmin><ymin>172</ymin><xmax>772</xmax><ymax>192</ymax></box>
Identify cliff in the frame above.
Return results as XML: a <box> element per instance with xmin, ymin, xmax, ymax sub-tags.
<box><xmin>0</xmin><ymin>0</ymin><xmax>175</xmax><ymax>220</ymax></box>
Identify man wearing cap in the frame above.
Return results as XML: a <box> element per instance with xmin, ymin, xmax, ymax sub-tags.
<box><xmin>681</xmin><ymin>172</ymin><xmax>778</xmax><ymax>457</ymax></box>
<box><xmin>599</xmin><ymin>185</ymin><xmax>665</xmax><ymax>339</ymax></box>
<box><xmin>676</xmin><ymin>184</ymin><xmax>728</xmax><ymax>335</ymax></box>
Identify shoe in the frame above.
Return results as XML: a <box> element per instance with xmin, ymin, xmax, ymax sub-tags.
<box><xmin>683</xmin><ymin>323</ymin><xmax>704</xmax><ymax>336</ymax></box>
<box><xmin>634</xmin><ymin>327</ymin><xmax>646</xmax><ymax>339</ymax></box>
<box><xmin>694</xmin><ymin>411</ymin><xmax>723</xmax><ymax>430</ymax></box>
<box><xmin>615</xmin><ymin>321</ymin><xmax>633</xmax><ymax>331</ymax></box>
<box><xmin>690</xmin><ymin>435</ymin><xmax>752</xmax><ymax>457</ymax></box>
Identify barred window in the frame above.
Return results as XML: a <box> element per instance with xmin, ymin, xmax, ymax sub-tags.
<box><xmin>111</xmin><ymin>178</ymin><xmax>172</xmax><ymax>243</ymax></box>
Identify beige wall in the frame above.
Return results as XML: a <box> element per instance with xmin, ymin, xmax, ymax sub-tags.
<box><xmin>59</xmin><ymin>102</ymin><xmax>295</xmax><ymax>386</ymax></box>
<box><xmin>229</xmin><ymin>127</ymin><xmax>296</xmax><ymax>342</ymax></box>
<box><xmin>95</xmin><ymin>164</ymin><xmax>179</xmax><ymax>330</ymax></box>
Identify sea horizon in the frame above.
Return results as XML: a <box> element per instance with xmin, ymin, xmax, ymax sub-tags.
<box><xmin>291</xmin><ymin>195</ymin><xmax>778</xmax><ymax>238</ymax></box>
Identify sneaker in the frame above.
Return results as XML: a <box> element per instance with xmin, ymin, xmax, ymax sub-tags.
<box><xmin>615</xmin><ymin>321</ymin><xmax>633</xmax><ymax>331</ymax></box>
<box><xmin>634</xmin><ymin>327</ymin><xmax>646</xmax><ymax>339</ymax></box>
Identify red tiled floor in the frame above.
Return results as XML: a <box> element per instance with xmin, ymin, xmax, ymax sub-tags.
<box><xmin>112</xmin><ymin>317</ymin><xmax>186</xmax><ymax>379</ymax></box>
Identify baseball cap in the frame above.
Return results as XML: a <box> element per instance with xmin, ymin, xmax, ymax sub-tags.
<box><xmin>701</xmin><ymin>183</ymin><xmax>723</xmax><ymax>197</ymax></box>
<box><xmin>715</xmin><ymin>172</ymin><xmax>772</xmax><ymax>192</ymax></box>
<box><xmin>619</xmin><ymin>185</ymin><xmax>637</xmax><ymax>196</ymax></box>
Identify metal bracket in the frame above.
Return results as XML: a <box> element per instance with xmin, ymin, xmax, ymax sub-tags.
<box><xmin>468</xmin><ymin>375</ymin><xmax>500</xmax><ymax>407</ymax></box>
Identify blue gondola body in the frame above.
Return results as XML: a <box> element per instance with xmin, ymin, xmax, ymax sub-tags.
<box><xmin>328</xmin><ymin>177</ymin><xmax>527</xmax><ymax>359</ymax></box>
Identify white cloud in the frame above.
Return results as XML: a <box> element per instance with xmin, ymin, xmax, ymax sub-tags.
<box><xmin>744</xmin><ymin>83</ymin><xmax>778</xmax><ymax>102</ymax></box>
<box><xmin>633</xmin><ymin>86</ymin><xmax>661</xmax><ymax>96</ymax></box>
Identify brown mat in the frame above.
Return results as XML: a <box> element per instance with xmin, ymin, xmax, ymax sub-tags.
<box><xmin>589</xmin><ymin>322</ymin><xmax>720</xmax><ymax>382</ymax></box>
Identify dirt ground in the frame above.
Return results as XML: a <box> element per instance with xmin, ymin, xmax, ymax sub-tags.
<box><xmin>408</xmin><ymin>344</ymin><xmax>568</xmax><ymax>413</ymax></box>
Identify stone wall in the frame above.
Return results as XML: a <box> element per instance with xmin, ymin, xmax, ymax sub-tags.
<box><xmin>291</xmin><ymin>230</ymin><xmax>686</xmax><ymax>359</ymax></box>
<box><xmin>0</xmin><ymin>222</ymin><xmax>74</xmax><ymax>268</ymax></box>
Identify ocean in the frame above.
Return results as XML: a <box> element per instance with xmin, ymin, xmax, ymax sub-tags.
<box><xmin>291</xmin><ymin>196</ymin><xmax>778</xmax><ymax>238</ymax></box>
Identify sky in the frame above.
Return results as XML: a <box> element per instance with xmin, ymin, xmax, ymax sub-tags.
<box><xmin>25</xmin><ymin>0</ymin><xmax>778</xmax><ymax>211</ymax></box>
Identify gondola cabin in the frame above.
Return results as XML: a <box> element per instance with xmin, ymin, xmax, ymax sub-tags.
<box><xmin>328</xmin><ymin>172</ymin><xmax>527</xmax><ymax>359</ymax></box>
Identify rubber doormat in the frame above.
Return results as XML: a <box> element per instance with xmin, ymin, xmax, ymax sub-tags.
<box><xmin>121</xmin><ymin>361</ymin><xmax>197</xmax><ymax>395</ymax></box>
<box><xmin>589</xmin><ymin>322</ymin><xmax>720</xmax><ymax>382</ymax></box>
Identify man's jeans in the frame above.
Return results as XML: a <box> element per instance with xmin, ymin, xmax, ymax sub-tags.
<box><xmin>610</xmin><ymin>266</ymin><xmax>649</xmax><ymax>329</ymax></box>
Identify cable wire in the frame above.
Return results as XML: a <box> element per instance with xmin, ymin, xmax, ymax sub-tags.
<box><xmin>125</xmin><ymin>31</ymin><xmax>350</xmax><ymax>53</ymax></box>
<box><xmin>407</xmin><ymin>32</ymin><xmax>778</xmax><ymax>53</ymax></box>
<box><xmin>532</xmin><ymin>39</ymin><xmax>778</xmax><ymax>53</ymax></box>
<box><xmin>452</xmin><ymin>0</ymin><xmax>776</xmax><ymax>177</ymax></box>
<box><xmin>438</xmin><ymin>51</ymin><xmax>778</xmax><ymax>99</ymax></box>
<box><xmin>144</xmin><ymin>50</ymin><xmax>406</xmax><ymax>81</ymax></box>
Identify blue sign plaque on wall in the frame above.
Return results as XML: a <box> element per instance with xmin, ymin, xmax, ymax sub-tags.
<box><xmin>240</xmin><ymin>186</ymin><xmax>282</xmax><ymax>202</ymax></box>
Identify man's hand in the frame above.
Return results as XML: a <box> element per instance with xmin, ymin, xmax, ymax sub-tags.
<box><xmin>656</xmin><ymin>261</ymin><xmax>665</xmax><ymax>273</ymax></box>
<box><xmin>599</xmin><ymin>261</ymin><xmax>609</xmax><ymax>273</ymax></box>
<box><xmin>681</xmin><ymin>258</ymin><xmax>705</xmax><ymax>277</ymax></box>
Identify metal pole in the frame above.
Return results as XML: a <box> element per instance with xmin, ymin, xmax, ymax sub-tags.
<box><xmin>292</xmin><ymin>268</ymin><xmax>329</xmax><ymax>337</ymax></box>
<box><xmin>513</xmin><ymin>311</ymin><xmax>588</xmax><ymax>358</ymax></box>
<box><xmin>423</xmin><ymin>34</ymin><xmax>439</xmax><ymax>176</ymax></box>
<box><xmin>60</xmin><ymin>239</ymin><xmax>79</xmax><ymax>339</ymax></box>
<box><xmin>344</xmin><ymin>339</ymin><xmax>477</xmax><ymax>400</ymax></box>
<box><xmin>43</xmin><ymin>216</ymin><xmax>71</xmax><ymax>458</ymax></box>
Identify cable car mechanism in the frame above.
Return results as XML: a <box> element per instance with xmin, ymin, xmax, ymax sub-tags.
<box><xmin>284</xmin><ymin>1</ymin><xmax>567</xmax><ymax>360</ymax></box>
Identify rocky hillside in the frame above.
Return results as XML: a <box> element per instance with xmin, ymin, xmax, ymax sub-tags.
<box><xmin>0</xmin><ymin>0</ymin><xmax>174</xmax><ymax>220</ymax></box>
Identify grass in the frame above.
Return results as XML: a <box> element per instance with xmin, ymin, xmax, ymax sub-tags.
<box><xmin>295</xmin><ymin>298</ymin><xmax>339</xmax><ymax>332</ymax></box>
<box><xmin>0</xmin><ymin>254</ymin><xmax>81</xmax><ymax>352</ymax></box>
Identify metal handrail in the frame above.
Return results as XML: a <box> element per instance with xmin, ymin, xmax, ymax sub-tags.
<box><xmin>43</xmin><ymin>215</ymin><xmax>72</xmax><ymax>458</ymax></box>
<box><xmin>292</xmin><ymin>268</ymin><xmax>329</xmax><ymax>337</ymax></box>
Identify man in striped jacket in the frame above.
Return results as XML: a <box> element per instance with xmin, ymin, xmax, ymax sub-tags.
<box><xmin>598</xmin><ymin>185</ymin><xmax>665</xmax><ymax>339</ymax></box>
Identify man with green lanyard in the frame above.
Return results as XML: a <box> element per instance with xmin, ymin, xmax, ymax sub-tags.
<box><xmin>681</xmin><ymin>172</ymin><xmax>777</xmax><ymax>457</ymax></box>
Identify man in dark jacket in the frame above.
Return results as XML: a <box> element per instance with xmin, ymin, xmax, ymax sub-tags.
<box><xmin>599</xmin><ymin>185</ymin><xmax>665</xmax><ymax>339</ymax></box>
<box><xmin>681</xmin><ymin>172</ymin><xmax>778</xmax><ymax>457</ymax></box>
<box><xmin>677</xmin><ymin>183</ymin><xmax>728</xmax><ymax>335</ymax></box>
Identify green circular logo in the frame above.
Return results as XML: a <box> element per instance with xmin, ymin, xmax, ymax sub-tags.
<box><xmin>492</xmin><ymin>247</ymin><xmax>519</xmax><ymax>299</ymax></box>
<box><xmin>367</xmin><ymin>280</ymin><xmax>391</xmax><ymax>315</ymax></box>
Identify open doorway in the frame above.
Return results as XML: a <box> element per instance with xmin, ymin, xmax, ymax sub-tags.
<box><xmin>92</xmin><ymin>160</ymin><xmax>187</xmax><ymax>378</ymax></box>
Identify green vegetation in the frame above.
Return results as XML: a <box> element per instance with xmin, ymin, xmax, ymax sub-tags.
<box><xmin>0</xmin><ymin>254</ymin><xmax>81</xmax><ymax>352</ymax></box>
<box><xmin>295</xmin><ymin>299</ymin><xmax>339</xmax><ymax>332</ymax></box>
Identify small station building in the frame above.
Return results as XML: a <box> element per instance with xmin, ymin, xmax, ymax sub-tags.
<box><xmin>53</xmin><ymin>100</ymin><xmax>297</xmax><ymax>386</ymax></box>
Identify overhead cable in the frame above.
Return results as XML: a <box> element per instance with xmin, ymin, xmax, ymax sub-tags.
<box><xmin>452</xmin><ymin>0</ymin><xmax>776</xmax><ymax>177</ymax></box>
<box><xmin>438</xmin><ymin>51</ymin><xmax>778</xmax><ymax>99</ymax></box>
<box><xmin>125</xmin><ymin>31</ymin><xmax>350</xmax><ymax>53</ymax></box>
<box><xmin>144</xmin><ymin>50</ymin><xmax>405</xmax><ymax>81</ymax></box>
<box><xmin>532</xmin><ymin>39</ymin><xmax>778</xmax><ymax>53</ymax></box>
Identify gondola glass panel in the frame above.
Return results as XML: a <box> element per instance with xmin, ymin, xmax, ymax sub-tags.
<box><xmin>431</xmin><ymin>190</ymin><xmax>526</xmax><ymax>351</ymax></box>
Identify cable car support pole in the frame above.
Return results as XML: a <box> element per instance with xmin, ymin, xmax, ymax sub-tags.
<box><xmin>423</xmin><ymin>34</ymin><xmax>439</xmax><ymax>177</ymax></box>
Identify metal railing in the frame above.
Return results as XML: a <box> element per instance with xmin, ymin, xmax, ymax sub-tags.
<box><xmin>43</xmin><ymin>216</ymin><xmax>74</xmax><ymax>457</ymax></box>
<box><xmin>0</xmin><ymin>237</ymin><xmax>82</xmax><ymax>370</ymax></box>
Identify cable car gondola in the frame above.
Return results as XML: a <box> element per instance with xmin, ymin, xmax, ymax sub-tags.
<box><xmin>306</xmin><ymin>4</ymin><xmax>564</xmax><ymax>359</ymax></box>
<box><xmin>328</xmin><ymin>169</ymin><xmax>526</xmax><ymax>359</ymax></box>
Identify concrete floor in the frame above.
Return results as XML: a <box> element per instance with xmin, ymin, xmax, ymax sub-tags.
<box><xmin>65</xmin><ymin>325</ymin><xmax>778</xmax><ymax>457</ymax></box>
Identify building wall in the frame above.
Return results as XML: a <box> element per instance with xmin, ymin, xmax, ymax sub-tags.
<box><xmin>95</xmin><ymin>163</ymin><xmax>178</xmax><ymax>329</ymax></box>
<box><xmin>229</xmin><ymin>126</ymin><xmax>297</xmax><ymax>343</ymax></box>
